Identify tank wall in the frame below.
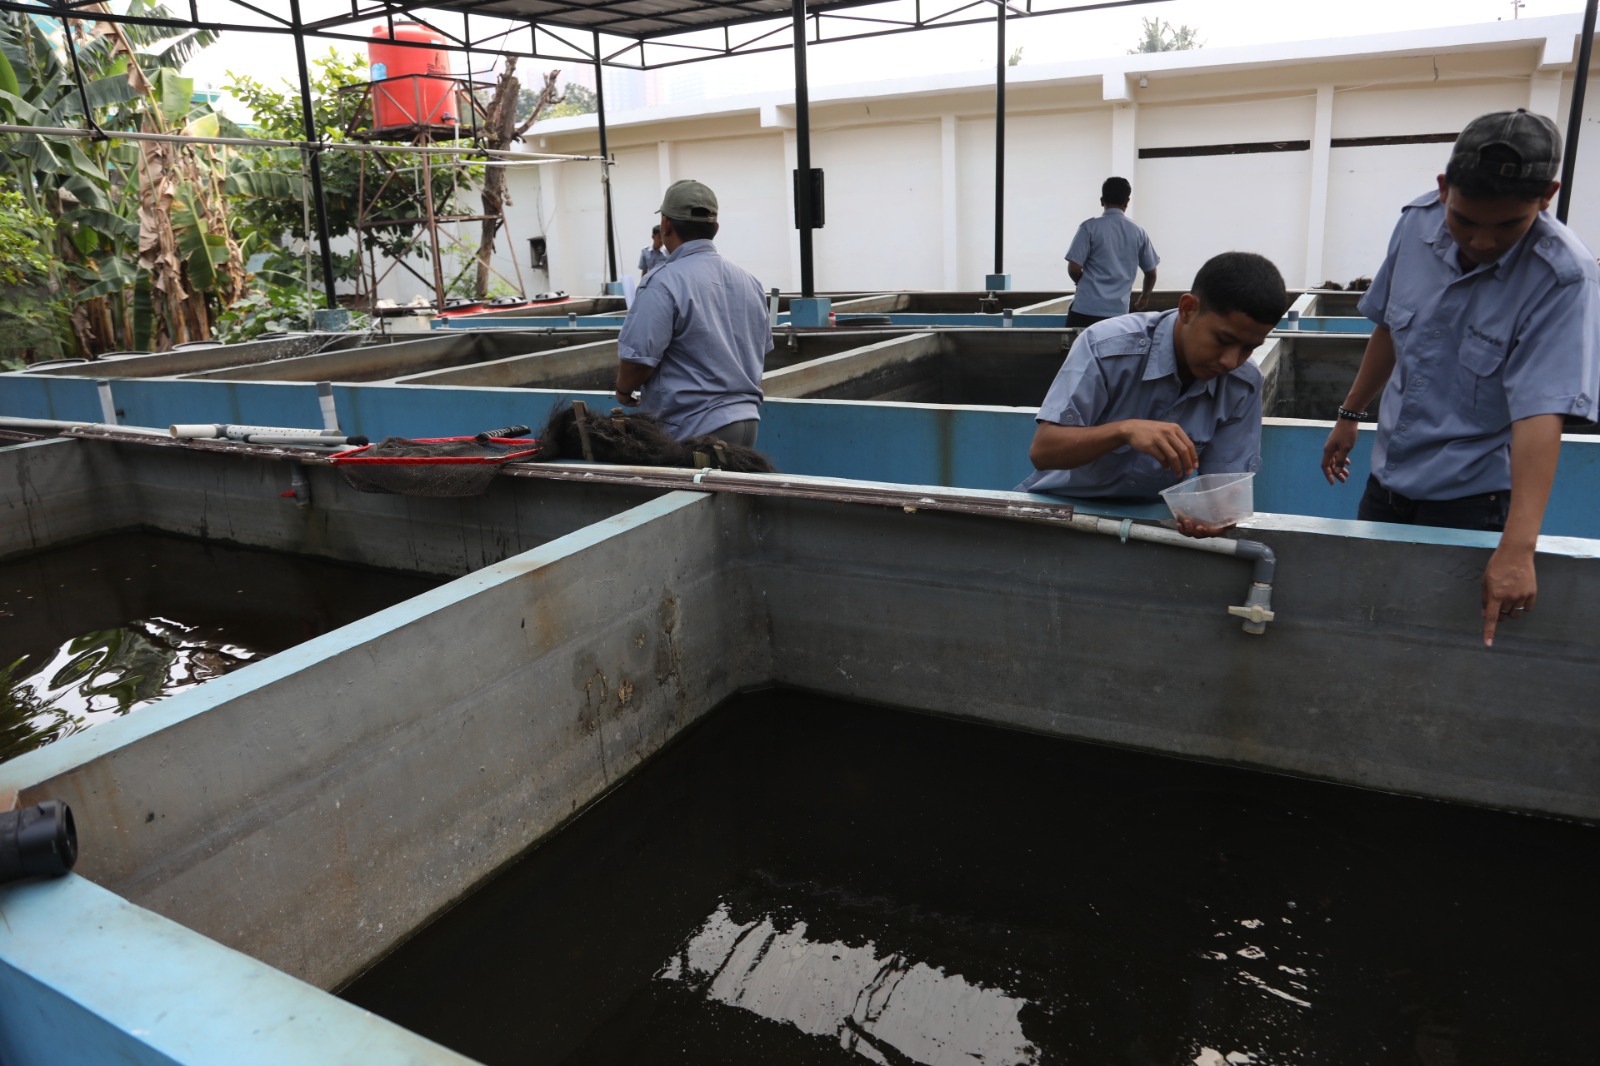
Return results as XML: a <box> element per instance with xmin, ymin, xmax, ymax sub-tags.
<box><xmin>0</xmin><ymin>439</ymin><xmax>138</xmax><ymax>560</ymax></box>
<box><xmin>753</xmin><ymin>497</ymin><xmax>1600</xmax><ymax>820</ymax></box>
<box><xmin>181</xmin><ymin>331</ymin><xmax>619</xmax><ymax>384</ymax></box>
<box><xmin>394</xmin><ymin>339</ymin><xmax>621</xmax><ymax>388</ymax></box>
<box><xmin>763</xmin><ymin>333</ymin><xmax>942</xmax><ymax>399</ymax></box>
<box><xmin>4</xmin><ymin>490</ymin><xmax>766</xmax><ymax>990</ymax></box>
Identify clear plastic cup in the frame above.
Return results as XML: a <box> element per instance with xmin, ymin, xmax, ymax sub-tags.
<box><xmin>1159</xmin><ymin>472</ymin><xmax>1255</xmax><ymax>525</ymax></box>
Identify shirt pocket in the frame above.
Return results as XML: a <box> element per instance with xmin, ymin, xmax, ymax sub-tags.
<box><xmin>1457</xmin><ymin>333</ymin><xmax>1510</xmax><ymax>420</ymax></box>
<box><xmin>1384</xmin><ymin>302</ymin><xmax>1415</xmax><ymax>335</ymax></box>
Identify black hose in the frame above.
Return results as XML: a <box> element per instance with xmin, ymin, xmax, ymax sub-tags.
<box><xmin>0</xmin><ymin>800</ymin><xmax>78</xmax><ymax>885</ymax></box>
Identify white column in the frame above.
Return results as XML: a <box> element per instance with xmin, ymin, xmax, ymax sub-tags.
<box><xmin>1303</xmin><ymin>85</ymin><xmax>1335</xmax><ymax>289</ymax></box>
<box><xmin>941</xmin><ymin>115</ymin><xmax>960</xmax><ymax>289</ymax></box>
<box><xmin>1104</xmin><ymin>72</ymin><xmax>1138</xmax><ymax>185</ymax></box>
<box><xmin>1529</xmin><ymin>70</ymin><xmax>1563</xmax><ymax>119</ymax></box>
<box><xmin>782</xmin><ymin>129</ymin><xmax>801</xmax><ymax>292</ymax></box>
<box><xmin>656</xmin><ymin>140</ymin><xmax>673</xmax><ymax>194</ymax></box>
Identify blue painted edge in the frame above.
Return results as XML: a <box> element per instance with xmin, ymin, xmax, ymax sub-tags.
<box><xmin>0</xmin><ymin>875</ymin><xmax>474</xmax><ymax>1066</ymax></box>
<box><xmin>0</xmin><ymin>490</ymin><xmax>712</xmax><ymax>793</ymax></box>
<box><xmin>788</xmin><ymin>297</ymin><xmax>833</xmax><ymax>327</ymax></box>
<box><xmin>4</xmin><ymin>374</ymin><xmax>1599</xmax><ymax>537</ymax></box>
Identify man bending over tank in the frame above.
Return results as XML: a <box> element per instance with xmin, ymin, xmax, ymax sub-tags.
<box><xmin>1319</xmin><ymin>109</ymin><xmax>1600</xmax><ymax>646</ymax></box>
<box><xmin>615</xmin><ymin>180</ymin><xmax>771</xmax><ymax>447</ymax></box>
<box><xmin>1018</xmin><ymin>251</ymin><xmax>1289</xmax><ymax>538</ymax></box>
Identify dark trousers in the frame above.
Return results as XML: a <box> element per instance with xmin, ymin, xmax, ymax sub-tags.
<box><xmin>1066</xmin><ymin>309</ymin><xmax>1113</xmax><ymax>329</ymax></box>
<box><xmin>706</xmin><ymin>419</ymin><xmax>758</xmax><ymax>448</ymax></box>
<box><xmin>1357</xmin><ymin>474</ymin><xmax>1509</xmax><ymax>533</ymax></box>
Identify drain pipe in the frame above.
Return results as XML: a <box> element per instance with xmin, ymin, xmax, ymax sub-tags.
<box><xmin>1062</xmin><ymin>512</ymin><xmax>1276</xmax><ymax>635</ymax></box>
<box><xmin>0</xmin><ymin>415</ymin><xmax>167</xmax><ymax>437</ymax></box>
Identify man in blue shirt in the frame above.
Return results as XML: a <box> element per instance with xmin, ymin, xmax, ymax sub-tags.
<box><xmin>616</xmin><ymin>180</ymin><xmax>771</xmax><ymax>446</ymax></box>
<box><xmin>1321</xmin><ymin>109</ymin><xmax>1600</xmax><ymax>646</ymax></box>
<box><xmin>637</xmin><ymin>225</ymin><xmax>667</xmax><ymax>278</ymax></box>
<box><xmin>1019</xmin><ymin>251</ymin><xmax>1288</xmax><ymax>537</ymax></box>
<box><xmin>1065</xmin><ymin>177</ymin><xmax>1161</xmax><ymax>328</ymax></box>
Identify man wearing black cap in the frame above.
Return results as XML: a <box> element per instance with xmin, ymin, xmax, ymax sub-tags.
<box><xmin>615</xmin><ymin>179</ymin><xmax>770</xmax><ymax>446</ymax></box>
<box><xmin>1320</xmin><ymin>109</ymin><xmax>1600</xmax><ymax>646</ymax></box>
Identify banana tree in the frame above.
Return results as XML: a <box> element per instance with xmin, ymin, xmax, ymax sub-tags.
<box><xmin>0</xmin><ymin>3</ymin><xmax>239</xmax><ymax>354</ymax></box>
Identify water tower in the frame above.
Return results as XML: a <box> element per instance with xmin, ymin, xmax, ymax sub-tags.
<box><xmin>343</xmin><ymin>24</ymin><xmax>524</xmax><ymax>313</ymax></box>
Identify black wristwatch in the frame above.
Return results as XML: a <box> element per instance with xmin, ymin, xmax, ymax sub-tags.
<box><xmin>1336</xmin><ymin>406</ymin><xmax>1367</xmax><ymax>422</ymax></box>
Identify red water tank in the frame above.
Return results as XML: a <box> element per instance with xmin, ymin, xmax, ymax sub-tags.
<box><xmin>368</xmin><ymin>24</ymin><xmax>457</xmax><ymax>131</ymax></box>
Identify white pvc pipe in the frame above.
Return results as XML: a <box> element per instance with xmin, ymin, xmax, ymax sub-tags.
<box><xmin>169</xmin><ymin>424</ymin><xmax>344</xmax><ymax>440</ymax></box>
<box><xmin>0</xmin><ymin>416</ymin><xmax>167</xmax><ymax>437</ymax></box>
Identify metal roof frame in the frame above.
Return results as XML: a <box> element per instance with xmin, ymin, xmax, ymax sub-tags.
<box><xmin>4</xmin><ymin>0</ymin><xmax>1594</xmax><ymax>312</ymax></box>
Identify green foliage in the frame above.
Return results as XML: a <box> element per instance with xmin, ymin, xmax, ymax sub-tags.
<box><xmin>0</xmin><ymin>188</ymin><xmax>69</xmax><ymax>361</ymax></box>
<box><xmin>0</xmin><ymin>4</ymin><xmax>234</xmax><ymax>356</ymax></box>
<box><xmin>0</xmin><ymin>189</ymin><xmax>52</xmax><ymax>285</ymax></box>
<box><xmin>539</xmin><ymin>82</ymin><xmax>597</xmax><ymax>122</ymax></box>
<box><xmin>1129</xmin><ymin>17</ymin><xmax>1202</xmax><ymax>53</ymax></box>
<box><xmin>1008</xmin><ymin>47</ymin><xmax>1023</xmax><ymax>67</ymax></box>
<box><xmin>211</xmin><ymin>282</ymin><xmax>316</xmax><ymax>343</ymax></box>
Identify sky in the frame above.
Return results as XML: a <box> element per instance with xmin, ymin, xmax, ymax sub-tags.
<box><xmin>177</xmin><ymin>0</ymin><xmax>1590</xmax><ymax>119</ymax></box>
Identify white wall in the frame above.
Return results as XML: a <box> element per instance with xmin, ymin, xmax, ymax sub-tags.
<box><xmin>521</xmin><ymin>15</ymin><xmax>1600</xmax><ymax>297</ymax></box>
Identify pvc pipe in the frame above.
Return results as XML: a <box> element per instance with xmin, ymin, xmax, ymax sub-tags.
<box><xmin>170</xmin><ymin>424</ymin><xmax>344</xmax><ymax>440</ymax></box>
<box><xmin>0</xmin><ymin>416</ymin><xmax>166</xmax><ymax>437</ymax></box>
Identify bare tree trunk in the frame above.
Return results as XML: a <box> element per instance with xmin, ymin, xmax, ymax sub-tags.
<box><xmin>474</xmin><ymin>62</ymin><xmax>563</xmax><ymax>298</ymax></box>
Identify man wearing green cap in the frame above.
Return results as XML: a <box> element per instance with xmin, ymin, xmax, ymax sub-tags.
<box><xmin>1320</xmin><ymin>109</ymin><xmax>1600</xmax><ymax>646</ymax></box>
<box><xmin>615</xmin><ymin>179</ymin><xmax>771</xmax><ymax>446</ymax></box>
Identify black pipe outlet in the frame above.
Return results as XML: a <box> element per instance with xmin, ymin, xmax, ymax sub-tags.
<box><xmin>0</xmin><ymin>800</ymin><xmax>78</xmax><ymax>885</ymax></box>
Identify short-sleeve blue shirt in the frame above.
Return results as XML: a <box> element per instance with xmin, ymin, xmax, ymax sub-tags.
<box><xmin>1358</xmin><ymin>190</ymin><xmax>1600</xmax><ymax>499</ymax></box>
<box><xmin>1016</xmin><ymin>310</ymin><xmax>1263</xmax><ymax>498</ymax></box>
<box><xmin>637</xmin><ymin>245</ymin><xmax>668</xmax><ymax>273</ymax></box>
<box><xmin>618</xmin><ymin>240</ymin><xmax>771</xmax><ymax>440</ymax></box>
<box><xmin>1064</xmin><ymin>208</ymin><xmax>1160</xmax><ymax>318</ymax></box>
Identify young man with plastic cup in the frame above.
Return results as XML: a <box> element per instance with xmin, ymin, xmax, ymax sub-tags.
<box><xmin>1019</xmin><ymin>251</ymin><xmax>1288</xmax><ymax>538</ymax></box>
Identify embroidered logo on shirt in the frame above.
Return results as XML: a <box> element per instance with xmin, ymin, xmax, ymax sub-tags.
<box><xmin>1465</xmin><ymin>324</ymin><xmax>1506</xmax><ymax>349</ymax></box>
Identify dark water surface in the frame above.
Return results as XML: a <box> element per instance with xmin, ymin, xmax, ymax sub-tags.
<box><xmin>0</xmin><ymin>531</ymin><xmax>447</xmax><ymax>763</ymax></box>
<box><xmin>341</xmin><ymin>689</ymin><xmax>1597</xmax><ymax>1066</ymax></box>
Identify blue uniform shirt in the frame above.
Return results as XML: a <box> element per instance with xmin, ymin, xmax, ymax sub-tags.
<box><xmin>637</xmin><ymin>245</ymin><xmax>668</xmax><ymax>273</ymax></box>
<box><xmin>618</xmin><ymin>240</ymin><xmax>771</xmax><ymax>440</ymax></box>
<box><xmin>1064</xmin><ymin>208</ymin><xmax>1160</xmax><ymax>318</ymax></box>
<box><xmin>1016</xmin><ymin>310</ymin><xmax>1262</xmax><ymax>497</ymax></box>
<box><xmin>1358</xmin><ymin>190</ymin><xmax>1600</xmax><ymax>499</ymax></box>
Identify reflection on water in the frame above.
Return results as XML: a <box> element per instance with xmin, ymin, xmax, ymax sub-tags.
<box><xmin>658</xmin><ymin>901</ymin><xmax>1039</xmax><ymax>1066</ymax></box>
<box><xmin>1</xmin><ymin>532</ymin><xmax>446</xmax><ymax>763</ymax></box>
<box><xmin>340</xmin><ymin>690</ymin><xmax>1600</xmax><ymax>1066</ymax></box>
<box><xmin>1</xmin><ymin>619</ymin><xmax>258</xmax><ymax>755</ymax></box>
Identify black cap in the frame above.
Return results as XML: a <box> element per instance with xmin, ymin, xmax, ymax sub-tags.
<box><xmin>1449</xmin><ymin>109</ymin><xmax>1562</xmax><ymax>182</ymax></box>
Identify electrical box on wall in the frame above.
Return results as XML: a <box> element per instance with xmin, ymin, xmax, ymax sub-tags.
<box><xmin>792</xmin><ymin>168</ymin><xmax>824</xmax><ymax>229</ymax></box>
<box><xmin>529</xmin><ymin>237</ymin><xmax>548</xmax><ymax>271</ymax></box>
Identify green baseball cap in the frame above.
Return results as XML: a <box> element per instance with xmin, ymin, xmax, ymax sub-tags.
<box><xmin>1449</xmin><ymin>109</ymin><xmax>1562</xmax><ymax>182</ymax></box>
<box><xmin>658</xmin><ymin>179</ymin><xmax>718</xmax><ymax>221</ymax></box>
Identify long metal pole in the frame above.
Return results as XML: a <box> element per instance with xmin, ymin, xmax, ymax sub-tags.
<box><xmin>1556</xmin><ymin>0</ymin><xmax>1598</xmax><ymax>223</ymax></box>
<box><xmin>994</xmin><ymin>0</ymin><xmax>1006</xmax><ymax>276</ymax></box>
<box><xmin>290</xmin><ymin>0</ymin><xmax>338</xmax><ymax>310</ymax></box>
<box><xmin>792</xmin><ymin>0</ymin><xmax>815</xmax><ymax>297</ymax></box>
<box><xmin>593</xmin><ymin>32</ymin><xmax>619</xmax><ymax>290</ymax></box>
<box><xmin>0</xmin><ymin>124</ymin><xmax>596</xmax><ymax>159</ymax></box>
